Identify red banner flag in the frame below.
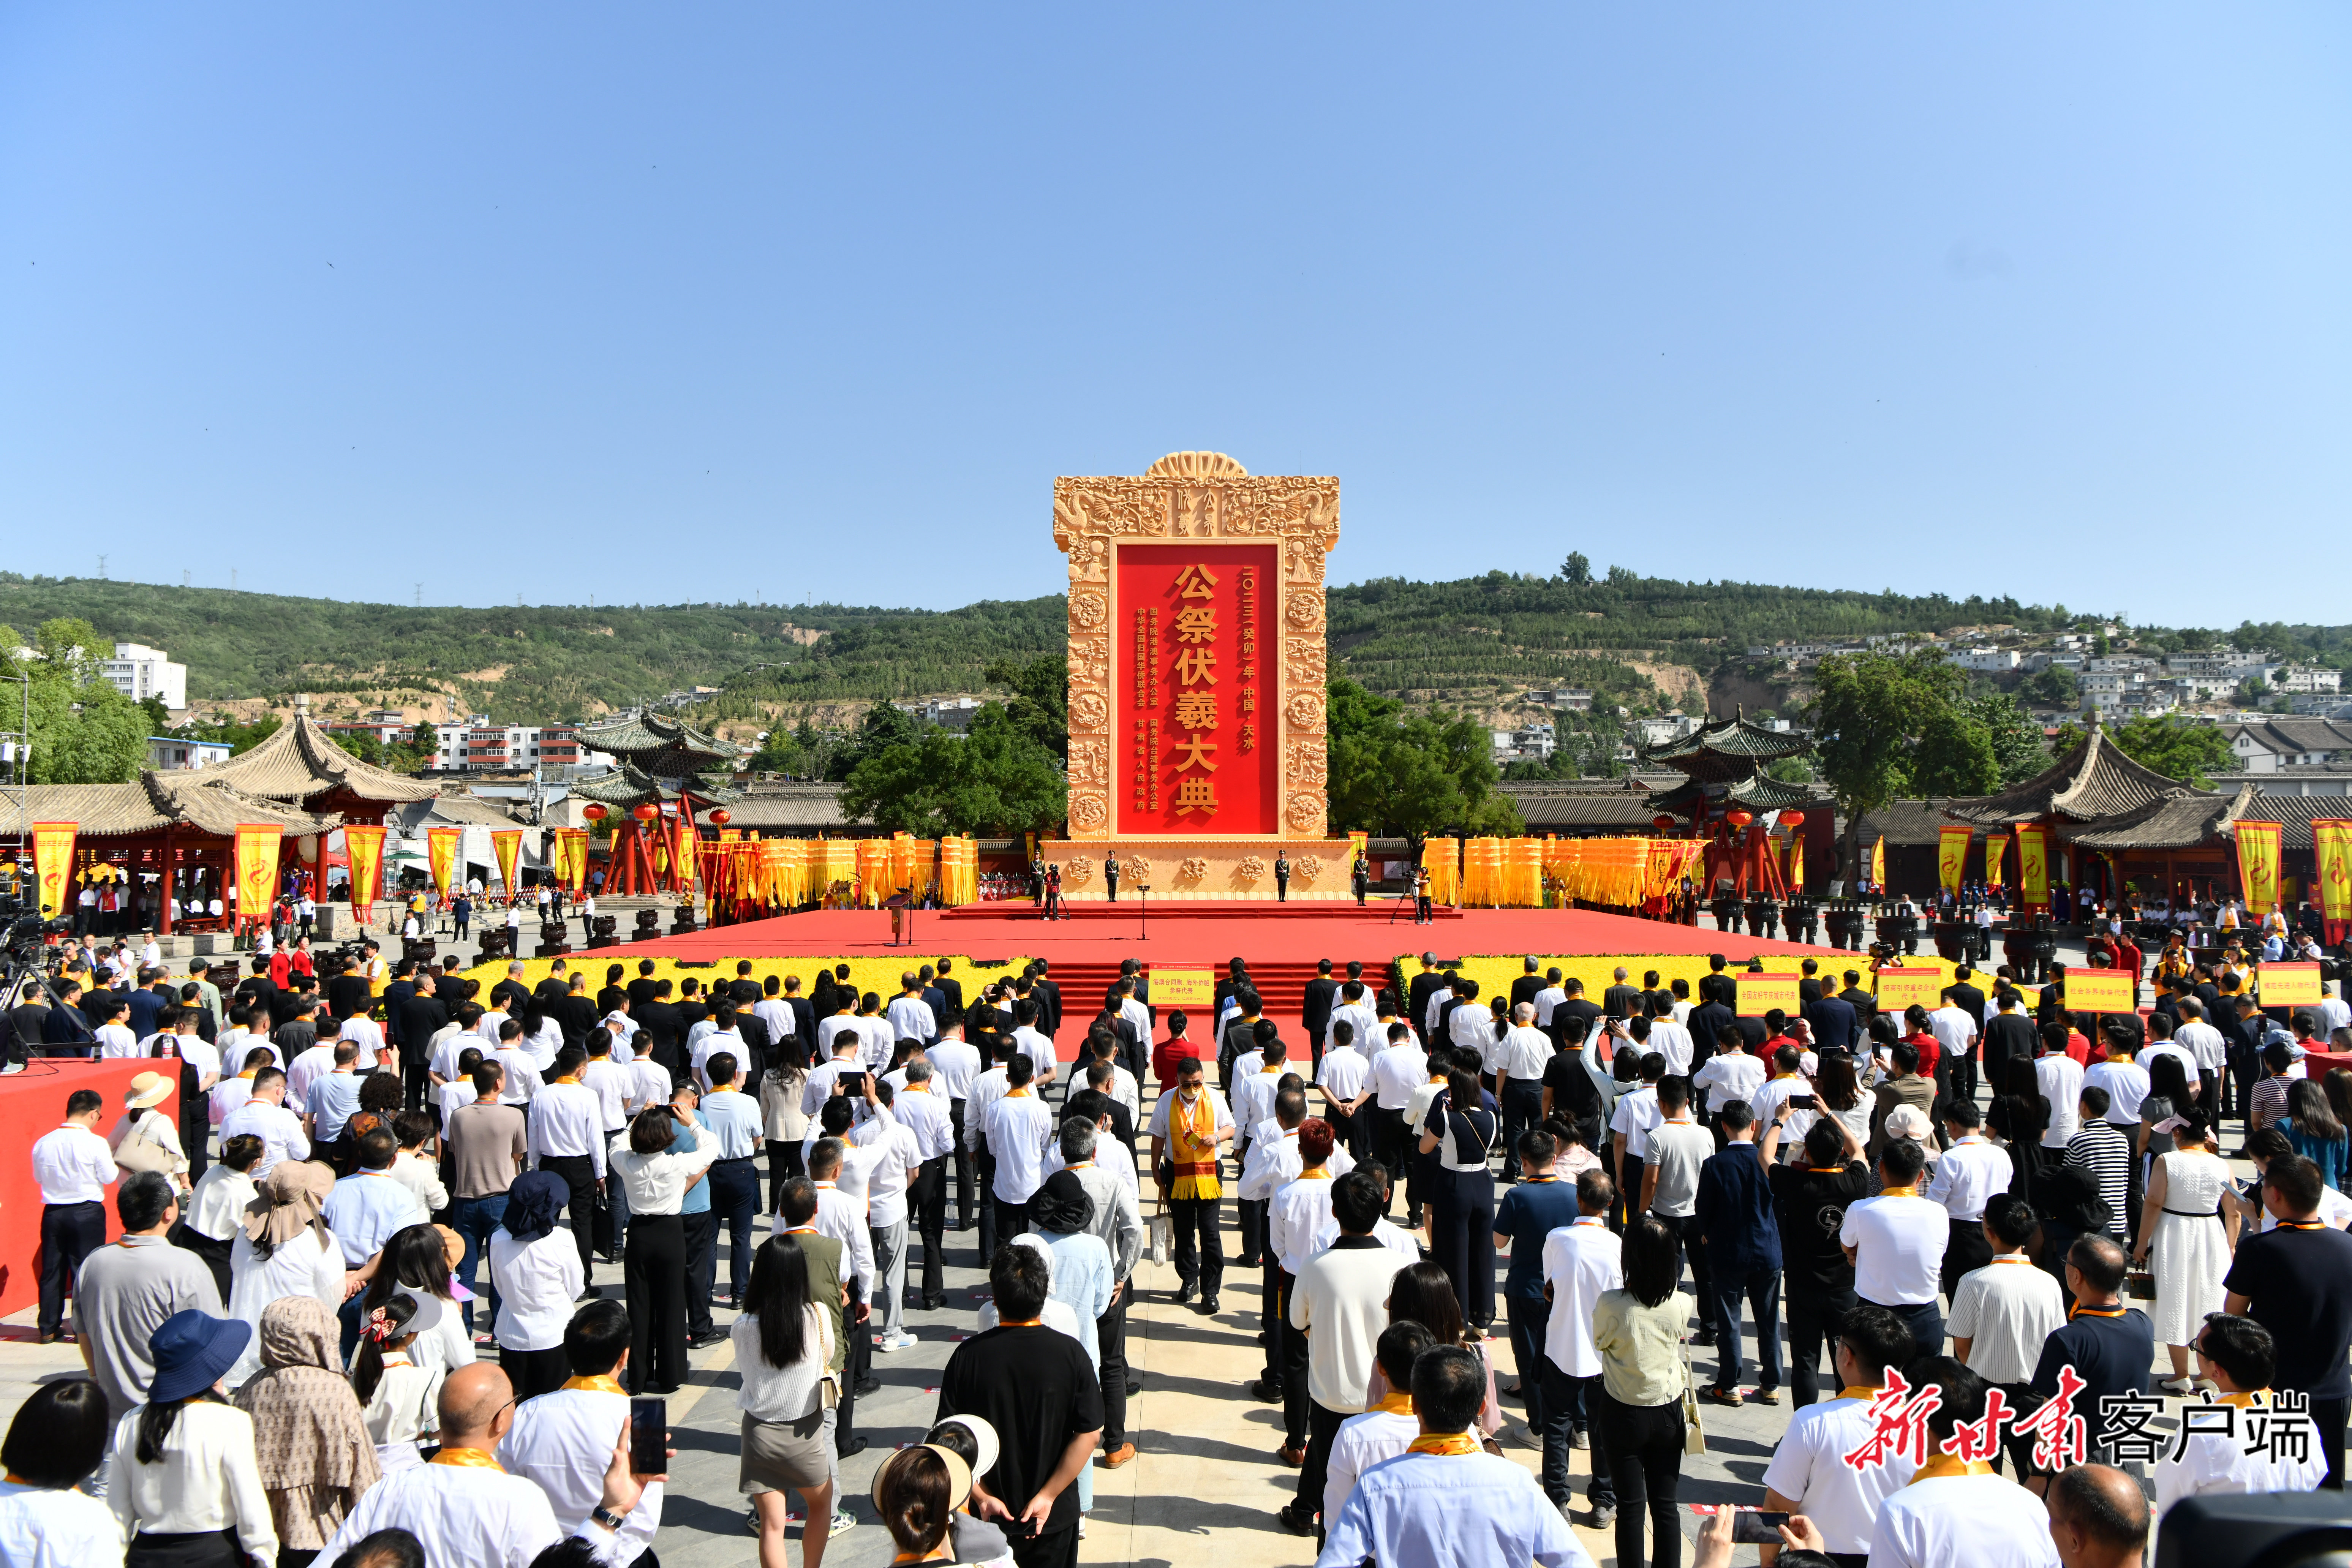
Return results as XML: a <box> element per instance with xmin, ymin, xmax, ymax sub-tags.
<box><xmin>343</xmin><ymin>824</ymin><xmax>387</xmax><ymax>922</ymax></box>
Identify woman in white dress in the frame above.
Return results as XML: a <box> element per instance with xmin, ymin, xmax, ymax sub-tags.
<box><xmin>224</xmin><ymin>1162</ymin><xmax>345</xmax><ymax>1389</ymax></box>
<box><xmin>2134</xmin><ymin>1107</ymin><xmax>2245</xmax><ymax>1393</ymax></box>
<box><xmin>356</xmin><ymin>1224</ymin><xmax>476</xmax><ymax>1377</ymax></box>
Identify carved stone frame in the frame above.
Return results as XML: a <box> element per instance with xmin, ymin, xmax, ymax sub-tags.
<box><xmin>1054</xmin><ymin>452</ymin><xmax>1338</xmax><ymax>842</ymax></box>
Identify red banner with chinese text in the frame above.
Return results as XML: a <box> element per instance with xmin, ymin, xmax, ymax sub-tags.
<box><xmin>2016</xmin><ymin>824</ymin><xmax>2049</xmax><ymax>912</ymax></box>
<box><xmin>343</xmin><ymin>825</ymin><xmax>386</xmax><ymax>921</ymax></box>
<box><xmin>1115</xmin><ymin>542</ymin><xmax>1281</xmax><ymax>835</ymax></box>
<box><xmin>31</xmin><ymin>822</ymin><xmax>76</xmax><ymax>918</ymax></box>
<box><xmin>2236</xmin><ymin>819</ymin><xmax>2283</xmax><ymax>915</ymax></box>
<box><xmin>234</xmin><ymin>824</ymin><xmax>281</xmax><ymax>928</ymax></box>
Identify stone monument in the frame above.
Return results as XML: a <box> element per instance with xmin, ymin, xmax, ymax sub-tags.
<box><xmin>1041</xmin><ymin>451</ymin><xmax>1351</xmax><ymax>900</ymax></box>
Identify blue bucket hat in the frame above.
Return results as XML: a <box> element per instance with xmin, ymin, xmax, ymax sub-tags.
<box><xmin>147</xmin><ymin>1309</ymin><xmax>252</xmax><ymax>1404</ymax></box>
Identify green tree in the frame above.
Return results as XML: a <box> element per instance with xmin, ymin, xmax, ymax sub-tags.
<box><xmin>982</xmin><ymin>653</ymin><xmax>1069</xmax><ymax>762</ymax></box>
<box><xmin>826</xmin><ymin>700</ymin><xmax>926</xmax><ymax>781</ymax></box>
<box><xmin>838</xmin><ymin>703</ymin><xmax>1066</xmax><ymax>837</ymax></box>
<box><xmin>1560</xmin><ymin>552</ymin><xmax>1591</xmax><ymax>585</ymax></box>
<box><xmin>0</xmin><ymin>618</ymin><xmax>150</xmax><ymax>785</ymax></box>
<box><xmin>1811</xmin><ymin>650</ymin><xmax>1968</xmax><ymax>873</ymax></box>
<box><xmin>1912</xmin><ymin>705</ymin><xmax>2000</xmax><ymax>798</ymax></box>
<box><xmin>2019</xmin><ymin>664</ymin><xmax>2079</xmax><ymax>708</ymax></box>
<box><xmin>1325</xmin><ymin>678</ymin><xmax>1522</xmax><ymax>854</ymax></box>
<box><xmin>1962</xmin><ymin>692</ymin><xmax>2049</xmax><ymax>786</ymax></box>
<box><xmin>2106</xmin><ymin>714</ymin><xmax>2234</xmax><ymax>788</ymax></box>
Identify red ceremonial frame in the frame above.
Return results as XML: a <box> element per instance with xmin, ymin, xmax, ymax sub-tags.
<box><xmin>0</xmin><ymin>1060</ymin><xmax>181</xmax><ymax>1319</ymax></box>
<box><xmin>1115</xmin><ymin>542</ymin><xmax>1282</xmax><ymax>837</ymax></box>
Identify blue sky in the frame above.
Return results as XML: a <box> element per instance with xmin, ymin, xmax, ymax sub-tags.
<box><xmin>3</xmin><ymin>6</ymin><xmax>2345</xmax><ymax>626</ymax></box>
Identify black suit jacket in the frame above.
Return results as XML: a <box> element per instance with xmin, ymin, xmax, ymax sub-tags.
<box><xmin>327</xmin><ymin>974</ymin><xmax>372</xmax><ymax>1023</ymax></box>
<box><xmin>1406</xmin><ymin>972</ymin><xmax>1448</xmax><ymax>1025</ymax></box>
<box><xmin>556</xmin><ymin>994</ymin><xmax>601</xmax><ymax>1047</ymax></box>
<box><xmin>1839</xmin><ymin>986</ymin><xmax>1879</xmax><ymax>1029</ymax></box>
<box><xmin>1033</xmin><ymin>980</ymin><xmax>1064</xmax><ymax>1036</ymax></box>
<box><xmin>1301</xmin><ymin>978</ymin><xmax>1340</xmax><ymax>1045</ymax></box>
<box><xmin>1983</xmin><ymin>1013</ymin><xmax>2038</xmax><ymax>1082</ymax></box>
<box><xmin>1946</xmin><ymin>983</ymin><xmax>1987</xmax><ymax>1022</ymax></box>
<box><xmin>788</xmin><ymin>997</ymin><xmax>818</xmax><ymax>1053</ymax></box>
<box><xmin>381</xmin><ymin>980</ymin><xmax>416</xmax><ymax>1044</ymax></box>
<box><xmin>1804</xmin><ymin>996</ymin><xmax>1859</xmax><ymax>1053</ymax></box>
<box><xmin>934</xmin><ymin>977</ymin><xmax>964</xmax><ymax>1017</ymax></box>
<box><xmin>635</xmin><ymin>1001</ymin><xmax>684</xmax><ymax>1073</ymax></box>
<box><xmin>1688</xmin><ymin>1001</ymin><xmax>1739</xmax><ymax>1058</ymax></box>
<box><xmin>1510</xmin><ymin>975</ymin><xmax>1546</xmax><ymax>1010</ymax></box>
<box><xmin>627</xmin><ymin>978</ymin><xmax>658</xmax><ymax>1009</ymax></box>
<box><xmin>395</xmin><ymin>994</ymin><xmax>448</xmax><ymax>1065</ymax></box>
<box><xmin>1603</xmin><ymin>985</ymin><xmax>1641</xmax><ymax>1020</ymax></box>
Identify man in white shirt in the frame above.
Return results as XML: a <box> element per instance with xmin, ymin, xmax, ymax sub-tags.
<box><xmin>1838</xmin><ymin>1138</ymin><xmax>1948</xmax><ymax>1360</ymax></box>
<box><xmin>1927</xmin><ymin>996</ymin><xmax>1979</xmax><ymax>1103</ymax></box>
<box><xmin>1445</xmin><ymin>978</ymin><xmax>1493</xmax><ymax>1064</ymax></box>
<box><xmin>1278</xmin><ymin>1168</ymin><xmax>1413</xmax><ymax>1538</ymax></box>
<box><xmin>1537</xmin><ymin>1169</ymin><xmax>1623</xmax><ymax>1514</ymax></box>
<box><xmin>1315</xmin><ymin>1021</ymin><xmax>1374</xmax><ymax>1163</ymax></box>
<box><xmin>855</xmin><ymin>994</ymin><xmax>895</xmax><ymax>1072</ymax></box>
<box><xmin>284</xmin><ymin>1035</ymin><xmax>340</xmax><ymax>1116</ymax></box>
<box><xmin>91</xmin><ymin>995</ymin><xmax>141</xmax><ymax>1059</ymax></box>
<box><xmin>2035</xmin><ymin>1023</ymin><xmax>2086</xmax><ymax>1154</ymax></box>
<box><xmin>689</xmin><ymin>1010</ymin><xmax>748</xmax><ymax>1094</ymax></box>
<box><xmin>529</xmin><ymin>1045</ymin><xmax>609</xmax><ymax>1280</ymax></box>
<box><xmin>491</xmin><ymin>1021</ymin><xmax>545</xmax><ymax>1107</ymax></box>
<box><xmin>2137</xmin><ymin>1018</ymin><xmax>2198</xmax><ymax>1085</ymax></box>
<box><xmin>808</xmin><ymin>1136</ymin><xmax>877</xmax><ymax>1301</ymax></box>
<box><xmin>496</xmin><ymin>1299</ymin><xmax>664</xmax><ymax>1565</ymax></box>
<box><xmin>1368</xmin><ymin>1024</ymin><xmax>1429</xmax><ymax>1220</ymax></box>
<box><xmin>2083</xmin><ymin>1042</ymin><xmax>2151</xmax><ymax>1130</ymax></box>
<box><xmin>1324</xmin><ymin>982</ymin><xmax>1380</xmax><ymax>1061</ymax></box>
<box><xmin>335</xmin><ymin>1009</ymin><xmax>386</xmax><ymax>1071</ymax></box>
<box><xmin>1642</xmin><ymin>1007</ymin><xmax>1694</xmax><ymax>1078</ymax></box>
<box><xmin>2170</xmin><ymin>999</ymin><xmax>2230</xmax><ymax>1109</ymax></box>
<box><xmin>30</xmin><ymin>1089</ymin><xmax>117</xmax><ymax>1342</ymax></box>
<box><xmin>1946</xmin><ymin>1193</ymin><xmax>2065</xmax><ymax>1415</ymax></box>
<box><xmin>981</xmin><ymin>1053</ymin><xmax>1055</xmax><ymax>1239</ymax></box>
<box><xmin>1641</xmin><ymin>1078</ymin><xmax>1715</xmax><ymax>1324</ymax></box>
<box><xmin>1924</xmin><ymin>1099</ymin><xmax>2012</xmax><ymax>1298</ymax></box>
<box><xmin>1692</xmin><ymin>1030</ymin><xmax>1766</xmax><ymax>1120</ymax></box>
<box><xmin>2153</xmin><ymin>1312</ymin><xmax>2329</xmax><ymax>1517</ymax></box>
<box><xmin>1147</xmin><ymin>1056</ymin><xmax>1234</xmax><ymax>1311</ymax></box>
<box><xmin>859</xmin><ymin>1082</ymin><xmax>925</xmax><ymax>1351</ymax></box>
<box><xmin>1530</xmin><ymin>970</ymin><xmax>1568</xmax><ymax>1032</ymax></box>
<box><xmin>219</xmin><ymin>1068</ymin><xmax>311</xmax><ymax>1179</ymax></box>
<box><xmin>1608</xmin><ymin>1058</ymin><xmax>1665</xmax><ymax>1216</ymax></box>
<box><xmin>1868</xmin><ymin>1358</ymin><xmax>2066</xmax><ymax>1567</ymax></box>
<box><xmin>1760</xmin><ymin>1303</ymin><xmax>1923</xmax><ymax>1560</ymax></box>
<box><xmin>321</xmin><ymin>1361</ymin><xmax>654</xmax><ymax>1568</ymax></box>
<box><xmin>1230</xmin><ymin>1029</ymin><xmax>1292</xmax><ymax>1267</ymax></box>
<box><xmin>886</xmin><ymin>974</ymin><xmax>937</xmax><ymax>1048</ymax></box>
<box><xmin>891</xmin><ymin>1059</ymin><xmax>958</xmax><ymax>1311</ymax></box>
<box><xmin>1322</xmin><ymin>1319</ymin><xmax>1435</xmax><ymax>1530</ymax></box>
<box><xmin>1493</xmin><ymin>1003</ymin><xmax>1553</xmax><ymax>1181</ymax></box>
<box><xmin>1007</xmin><ymin>1003</ymin><xmax>1057</xmax><ymax>1091</ymax></box>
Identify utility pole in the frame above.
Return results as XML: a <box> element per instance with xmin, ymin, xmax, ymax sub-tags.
<box><xmin>414</xmin><ymin>584</ymin><xmax>422</xmax><ymax>607</ymax></box>
<box><xmin>97</xmin><ymin>554</ymin><xmax>107</xmax><ymax>580</ymax></box>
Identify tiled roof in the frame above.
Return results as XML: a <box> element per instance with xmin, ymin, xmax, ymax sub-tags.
<box><xmin>695</xmin><ymin>786</ymin><xmax>868</xmax><ymax>830</ymax></box>
<box><xmin>576</xmin><ymin>712</ymin><xmax>742</xmax><ymax>775</ymax></box>
<box><xmin>2230</xmin><ymin>790</ymin><xmax>2352</xmax><ymax>852</ymax></box>
<box><xmin>1646</xmin><ymin>773</ymin><xmax>1823</xmax><ymax>819</ymax></box>
<box><xmin>1944</xmin><ymin>720</ymin><xmax>2197</xmax><ymax>825</ymax></box>
<box><xmin>2231</xmin><ymin>718</ymin><xmax>2352</xmax><ymax>757</ymax></box>
<box><xmin>195</xmin><ymin>714</ymin><xmax>437</xmax><ymax>804</ymax></box>
<box><xmin>1641</xmin><ymin>714</ymin><xmax>1815</xmax><ymax>777</ymax></box>
<box><xmin>2063</xmin><ymin>794</ymin><xmax>2232</xmax><ymax>851</ymax></box>
<box><xmin>22</xmin><ymin>776</ymin><xmax>344</xmax><ymax>839</ymax></box>
<box><xmin>568</xmin><ymin>763</ymin><xmax>743</xmax><ymax>810</ymax></box>
<box><xmin>1502</xmin><ymin>782</ymin><xmax>1664</xmax><ymax>830</ymax></box>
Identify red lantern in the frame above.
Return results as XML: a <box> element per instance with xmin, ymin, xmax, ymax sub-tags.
<box><xmin>633</xmin><ymin>803</ymin><xmax>659</xmax><ymax>823</ymax></box>
<box><xmin>581</xmin><ymin>803</ymin><xmax>607</xmax><ymax>823</ymax></box>
<box><xmin>1778</xmin><ymin>809</ymin><xmax>1805</xmax><ymax>829</ymax></box>
<box><xmin>710</xmin><ymin>809</ymin><xmax>732</xmax><ymax>827</ymax></box>
<box><xmin>1725</xmin><ymin>808</ymin><xmax>1754</xmax><ymax>830</ymax></box>
<box><xmin>1651</xmin><ymin>814</ymin><xmax>1676</xmax><ymax>833</ymax></box>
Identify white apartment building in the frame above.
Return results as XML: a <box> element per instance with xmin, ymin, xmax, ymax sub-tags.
<box><xmin>102</xmin><ymin>643</ymin><xmax>187</xmax><ymax>711</ymax></box>
<box><xmin>2278</xmin><ymin>666</ymin><xmax>2342</xmax><ymax>695</ymax></box>
<box><xmin>147</xmin><ymin>735</ymin><xmax>231</xmax><ymax>771</ymax></box>
<box><xmin>1952</xmin><ymin>648</ymin><xmax>2020</xmax><ymax>672</ymax></box>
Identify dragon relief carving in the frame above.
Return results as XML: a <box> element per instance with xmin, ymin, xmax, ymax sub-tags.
<box><xmin>1066</xmin><ymin>637</ymin><xmax>1110</xmax><ymax>693</ymax></box>
<box><xmin>1285</xmin><ymin>588</ymin><xmax>1323</xmax><ymax>631</ymax></box>
<box><xmin>1234</xmin><ymin>856</ymin><xmax>1267</xmax><ymax>882</ymax></box>
<box><xmin>1070</xmin><ymin>692</ymin><xmax>1110</xmax><ymax>731</ymax></box>
<box><xmin>1124</xmin><ymin>855</ymin><xmax>1152</xmax><ymax>880</ymax></box>
<box><xmin>1285</xmin><ymin>793</ymin><xmax>1325</xmax><ymax>833</ymax></box>
<box><xmin>1295</xmin><ymin>855</ymin><xmax>1324</xmax><ymax>883</ymax></box>
<box><xmin>1067</xmin><ymin>739</ymin><xmax>1107</xmax><ymax>785</ymax></box>
<box><xmin>1177</xmin><ymin>857</ymin><xmax>1208</xmax><ymax>882</ymax></box>
<box><xmin>1285</xmin><ymin>637</ymin><xmax>1326</xmax><ymax>688</ymax></box>
<box><xmin>1070</xmin><ymin>590</ymin><xmax>1107</xmax><ymax>629</ymax></box>
<box><xmin>1067</xmin><ymin>793</ymin><xmax>1108</xmax><ymax>831</ymax></box>
<box><xmin>1062</xmin><ymin>856</ymin><xmax>1094</xmax><ymax>885</ymax></box>
<box><xmin>1285</xmin><ymin>739</ymin><xmax>1328</xmax><ymax>786</ymax></box>
<box><xmin>1285</xmin><ymin>691</ymin><xmax>1323</xmax><ymax>730</ymax></box>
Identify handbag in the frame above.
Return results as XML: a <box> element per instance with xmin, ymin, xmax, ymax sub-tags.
<box><xmin>1149</xmin><ymin>1196</ymin><xmax>1173</xmax><ymax>1269</ymax></box>
<box><xmin>1679</xmin><ymin>1337</ymin><xmax>1708</xmax><ymax>1457</ymax></box>
<box><xmin>112</xmin><ymin>1118</ymin><xmax>177</xmax><ymax>1177</ymax></box>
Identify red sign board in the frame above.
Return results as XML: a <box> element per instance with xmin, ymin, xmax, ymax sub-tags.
<box><xmin>1115</xmin><ymin>542</ymin><xmax>1282</xmax><ymax>836</ymax></box>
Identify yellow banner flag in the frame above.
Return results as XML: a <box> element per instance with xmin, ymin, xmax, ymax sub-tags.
<box><xmin>1785</xmin><ymin>829</ymin><xmax>1804</xmax><ymax>894</ymax></box>
<box><xmin>1937</xmin><ymin>827</ymin><xmax>1970</xmax><ymax>897</ymax></box>
<box><xmin>31</xmin><ymin>821</ymin><xmax>76</xmax><ymax>918</ymax></box>
<box><xmin>1984</xmin><ymin>832</ymin><xmax>2006</xmax><ymax>891</ymax></box>
<box><xmin>1868</xmin><ymin>835</ymin><xmax>1886</xmax><ymax>890</ymax></box>
<box><xmin>490</xmin><ymin>829</ymin><xmax>523</xmax><ymax>899</ymax></box>
<box><xmin>2017</xmin><ymin>824</ymin><xmax>2049</xmax><ymax>910</ymax></box>
<box><xmin>234</xmin><ymin>824</ymin><xmax>282</xmax><ymax>927</ymax></box>
<box><xmin>2237</xmin><ymin>819</ymin><xmax>2283</xmax><ymax>915</ymax></box>
<box><xmin>2316</xmin><ymin>820</ymin><xmax>2352</xmax><ymax>925</ymax></box>
<box><xmin>343</xmin><ymin>824</ymin><xmax>387</xmax><ymax>917</ymax></box>
<box><xmin>427</xmin><ymin>827</ymin><xmax>462</xmax><ymax>897</ymax></box>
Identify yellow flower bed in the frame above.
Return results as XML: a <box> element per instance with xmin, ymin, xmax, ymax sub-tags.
<box><xmin>1394</xmin><ymin>951</ymin><xmax>1974</xmax><ymax>1006</ymax></box>
<box><xmin>461</xmin><ymin>952</ymin><xmax>1038</xmax><ymax>1002</ymax></box>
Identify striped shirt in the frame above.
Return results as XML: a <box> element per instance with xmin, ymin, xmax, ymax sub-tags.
<box><xmin>2065</xmin><ymin>1121</ymin><xmax>2132</xmax><ymax>1239</ymax></box>
<box><xmin>2250</xmin><ymin>1076</ymin><xmax>2294</xmax><ymax>1136</ymax></box>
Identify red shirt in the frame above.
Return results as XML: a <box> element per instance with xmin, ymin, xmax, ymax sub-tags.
<box><xmin>1153</xmin><ymin>1033</ymin><xmax>1201</xmax><ymax>1091</ymax></box>
<box><xmin>1905</xmin><ymin>1029</ymin><xmax>1942</xmax><ymax>1080</ymax></box>
<box><xmin>2065</xmin><ymin>1030</ymin><xmax>2092</xmax><ymax>1067</ymax></box>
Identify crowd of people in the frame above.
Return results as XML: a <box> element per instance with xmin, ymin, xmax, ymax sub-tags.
<box><xmin>7</xmin><ymin>928</ymin><xmax>2352</xmax><ymax>1568</ymax></box>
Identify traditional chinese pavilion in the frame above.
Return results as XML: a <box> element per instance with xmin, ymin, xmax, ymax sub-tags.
<box><xmin>1941</xmin><ymin>716</ymin><xmax>2214</xmax><ymax>904</ymax></box>
<box><xmin>16</xmin><ymin>707</ymin><xmax>435</xmax><ymax>934</ymax></box>
<box><xmin>571</xmin><ymin>713</ymin><xmax>743</xmax><ymax>895</ymax></box>
<box><xmin>1641</xmin><ymin>711</ymin><xmax>1821</xmax><ymax>898</ymax></box>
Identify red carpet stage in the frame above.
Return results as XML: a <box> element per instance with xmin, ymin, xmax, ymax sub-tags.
<box><xmin>600</xmin><ymin>903</ymin><xmax>1870</xmax><ymax>1059</ymax></box>
<box><xmin>0</xmin><ymin>1059</ymin><xmax>181</xmax><ymax>1321</ymax></box>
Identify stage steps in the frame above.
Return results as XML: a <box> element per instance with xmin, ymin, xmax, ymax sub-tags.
<box><xmin>1038</xmin><ymin>956</ymin><xmax>1408</xmax><ymax>1055</ymax></box>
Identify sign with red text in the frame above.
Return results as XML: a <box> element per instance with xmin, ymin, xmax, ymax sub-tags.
<box><xmin>2261</xmin><ymin>962</ymin><xmax>2322</xmax><ymax>1008</ymax></box>
<box><xmin>1150</xmin><ymin>969</ymin><xmax>1215</xmax><ymax>1008</ymax></box>
<box><xmin>1736</xmin><ymin>974</ymin><xmax>1801</xmax><ymax>1017</ymax></box>
<box><xmin>1115</xmin><ymin>542</ymin><xmax>1282</xmax><ymax>835</ymax></box>
<box><xmin>2063</xmin><ymin>971</ymin><xmax>2135</xmax><ymax>1013</ymax></box>
<box><xmin>1875</xmin><ymin>969</ymin><xmax>1944</xmax><ymax>1011</ymax></box>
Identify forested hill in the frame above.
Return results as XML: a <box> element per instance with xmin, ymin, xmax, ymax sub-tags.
<box><xmin>2</xmin><ymin>568</ymin><xmax>2341</xmax><ymax>727</ymax></box>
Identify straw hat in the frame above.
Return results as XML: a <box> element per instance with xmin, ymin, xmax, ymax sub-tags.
<box><xmin>125</xmin><ymin>1072</ymin><xmax>174</xmax><ymax>1110</ymax></box>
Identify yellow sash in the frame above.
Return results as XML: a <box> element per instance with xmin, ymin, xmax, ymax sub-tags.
<box><xmin>1406</xmin><ymin>1432</ymin><xmax>1480</xmax><ymax>1456</ymax></box>
<box><xmin>428</xmin><ymin>1447</ymin><xmax>504</xmax><ymax>1470</ymax></box>
<box><xmin>1370</xmin><ymin>1392</ymin><xmax>1415</xmax><ymax>1416</ymax></box>
<box><xmin>1907</xmin><ymin>1456</ymin><xmax>1992</xmax><ymax>1484</ymax></box>
<box><xmin>1171</xmin><ymin>1092</ymin><xmax>1222</xmax><ymax>1201</ymax></box>
<box><xmin>562</xmin><ymin>1375</ymin><xmax>625</xmax><ymax>1396</ymax></box>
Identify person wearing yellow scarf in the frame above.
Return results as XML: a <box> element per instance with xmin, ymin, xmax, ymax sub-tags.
<box><xmin>1148</xmin><ymin>1057</ymin><xmax>1233</xmax><ymax>1314</ymax></box>
<box><xmin>1869</xmin><ymin>1356</ymin><xmax>2065</xmax><ymax>1566</ymax></box>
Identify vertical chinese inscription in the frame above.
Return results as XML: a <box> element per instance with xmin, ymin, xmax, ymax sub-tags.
<box><xmin>1171</xmin><ymin>563</ymin><xmax>1219</xmax><ymax>818</ymax></box>
<box><xmin>1236</xmin><ymin>566</ymin><xmax>1258</xmax><ymax>754</ymax></box>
